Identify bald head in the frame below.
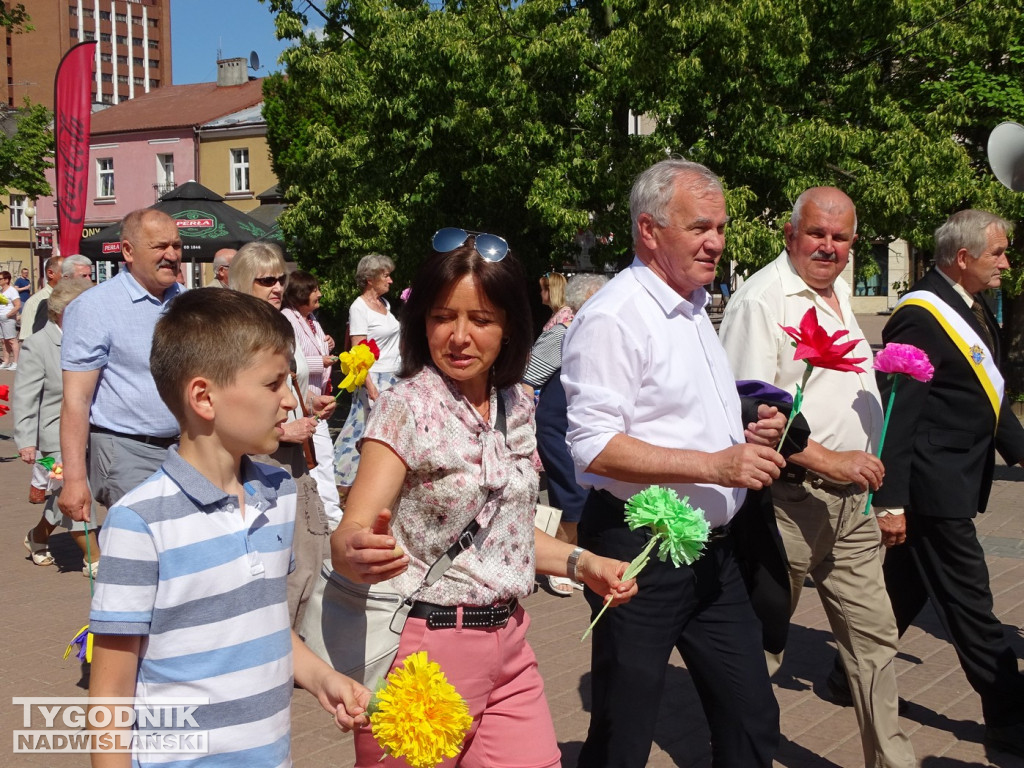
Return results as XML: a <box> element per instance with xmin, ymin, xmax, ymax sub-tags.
<box><xmin>213</xmin><ymin>248</ymin><xmax>236</xmax><ymax>286</ymax></box>
<box><xmin>784</xmin><ymin>187</ymin><xmax>859</xmax><ymax>295</ymax></box>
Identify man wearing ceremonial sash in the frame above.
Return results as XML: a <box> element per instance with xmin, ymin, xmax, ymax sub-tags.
<box><xmin>869</xmin><ymin>209</ymin><xmax>1024</xmax><ymax>757</ymax></box>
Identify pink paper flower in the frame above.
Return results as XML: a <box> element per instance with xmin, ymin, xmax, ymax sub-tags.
<box><xmin>400</xmin><ymin>287</ymin><xmax>412</xmax><ymax>302</ymax></box>
<box><xmin>873</xmin><ymin>343</ymin><xmax>934</xmax><ymax>382</ymax></box>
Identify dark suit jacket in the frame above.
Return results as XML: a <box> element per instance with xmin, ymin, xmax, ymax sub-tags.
<box><xmin>874</xmin><ymin>268</ymin><xmax>1024</xmax><ymax>518</ymax></box>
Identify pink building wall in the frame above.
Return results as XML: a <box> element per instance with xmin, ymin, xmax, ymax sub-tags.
<box><xmin>36</xmin><ymin>127</ymin><xmax>197</xmax><ymax>240</ymax></box>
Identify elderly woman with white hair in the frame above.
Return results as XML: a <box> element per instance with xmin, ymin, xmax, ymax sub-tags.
<box><xmin>333</xmin><ymin>253</ymin><xmax>401</xmax><ymax>503</ymax></box>
<box><xmin>523</xmin><ymin>272</ymin><xmax>609</xmax><ymax>595</ymax></box>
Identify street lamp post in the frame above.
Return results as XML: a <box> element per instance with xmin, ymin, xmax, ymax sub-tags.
<box><xmin>24</xmin><ymin>200</ymin><xmax>36</xmax><ymax>289</ymax></box>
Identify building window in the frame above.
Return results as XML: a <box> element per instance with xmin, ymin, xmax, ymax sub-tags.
<box><xmin>149</xmin><ymin>78</ymin><xmax>159</xmax><ymax>87</ymax></box>
<box><xmin>70</xmin><ymin>28</ymin><xmax>77</xmax><ymax>38</ymax></box>
<box><xmin>148</xmin><ymin>39</ymin><xmax>158</xmax><ymax>49</ymax></box>
<box><xmin>133</xmin><ymin>76</ymin><xmax>144</xmax><ymax>86</ymax></box>
<box><xmin>84</xmin><ymin>30</ymin><xmax>95</xmax><ymax>41</ymax></box>
<box><xmin>97</xmin><ymin>158</ymin><xmax>115</xmax><ymax>198</ymax></box>
<box><xmin>150</xmin><ymin>59</ymin><xmax>159</xmax><ymax>69</ymax></box>
<box><xmin>133</xmin><ymin>56</ymin><xmax>143</xmax><ymax>66</ymax></box>
<box><xmin>100</xmin><ymin>52</ymin><xmax>111</xmax><ymax>62</ymax></box>
<box><xmin>117</xmin><ymin>75</ymin><xmax>128</xmax><ymax>84</ymax></box>
<box><xmin>100</xmin><ymin>32</ymin><xmax>110</xmax><ymax>43</ymax></box>
<box><xmin>101</xmin><ymin>73</ymin><xmax>112</xmax><ymax>83</ymax></box>
<box><xmin>116</xmin><ymin>34</ymin><xmax>127</xmax><ymax>45</ymax></box>
<box><xmin>854</xmin><ymin>243</ymin><xmax>891</xmax><ymax>297</ymax></box>
<box><xmin>156</xmin><ymin>153</ymin><xmax>174</xmax><ymax>191</ymax></box>
<box><xmin>230</xmin><ymin>148</ymin><xmax>250</xmax><ymax>193</ymax></box>
<box><xmin>117</xmin><ymin>54</ymin><xmax>127</xmax><ymax>64</ymax></box>
<box><xmin>115</xmin><ymin>12</ymin><xmax>127</xmax><ymax>23</ymax></box>
<box><xmin>99</xmin><ymin>10</ymin><xmax>110</xmax><ymax>20</ymax></box>
<box><xmin>132</xmin><ymin>36</ymin><xmax>142</xmax><ymax>46</ymax></box>
<box><xmin>101</xmin><ymin>93</ymin><xmax>112</xmax><ymax>105</ymax></box>
<box><xmin>148</xmin><ymin>17</ymin><xmax>159</xmax><ymax>27</ymax></box>
<box><xmin>10</xmin><ymin>194</ymin><xmax>26</xmax><ymax>228</ymax></box>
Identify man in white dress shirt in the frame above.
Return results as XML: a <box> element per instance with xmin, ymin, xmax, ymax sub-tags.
<box><xmin>719</xmin><ymin>187</ymin><xmax>914</xmax><ymax>768</ymax></box>
<box><xmin>562</xmin><ymin>158</ymin><xmax>786</xmax><ymax>768</ymax></box>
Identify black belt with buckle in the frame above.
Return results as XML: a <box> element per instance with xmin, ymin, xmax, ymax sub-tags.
<box><xmin>90</xmin><ymin>426</ymin><xmax>179</xmax><ymax>449</ymax></box>
<box><xmin>409</xmin><ymin>598</ymin><xmax>519</xmax><ymax>630</ymax></box>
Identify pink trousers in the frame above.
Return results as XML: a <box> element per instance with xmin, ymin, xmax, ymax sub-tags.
<box><xmin>354</xmin><ymin>606</ymin><xmax>562</xmax><ymax>768</ymax></box>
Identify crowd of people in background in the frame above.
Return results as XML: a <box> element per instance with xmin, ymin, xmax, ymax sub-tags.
<box><xmin>3</xmin><ymin>153</ymin><xmax>1024</xmax><ymax>767</ymax></box>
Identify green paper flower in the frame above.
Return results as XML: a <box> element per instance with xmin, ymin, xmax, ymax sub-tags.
<box><xmin>624</xmin><ymin>486</ymin><xmax>710</xmax><ymax>567</ymax></box>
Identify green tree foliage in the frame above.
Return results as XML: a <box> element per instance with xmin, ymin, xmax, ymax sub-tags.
<box><xmin>0</xmin><ymin>2</ymin><xmax>30</xmax><ymax>32</ymax></box>
<box><xmin>0</xmin><ymin>100</ymin><xmax>54</xmax><ymax>210</ymax></box>
<box><xmin>261</xmin><ymin>0</ymin><xmax>1024</xmax><ymax>304</ymax></box>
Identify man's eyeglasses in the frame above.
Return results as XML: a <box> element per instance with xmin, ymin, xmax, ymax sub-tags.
<box><xmin>253</xmin><ymin>274</ymin><xmax>286</xmax><ymax>287</ymax></box>
<box><xmin>432</xmin><ymin>227</ymin><xmax>509</xmax><ymax>263</ymax></box>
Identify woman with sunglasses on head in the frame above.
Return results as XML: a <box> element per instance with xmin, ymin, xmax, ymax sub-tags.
<box><xmin>333</xmin><ymin>228</ymin><xmax>637</xmax><ymax>768</ymax></box>
<box><xmin>229</xmin><ymin>242</ymin><xmax>334</xmax><ymax>628</ymax></box>
<box><xmin>333</xmin><ymin>253</ymin><xmax>401</xmax><ymax>506</ymax></box>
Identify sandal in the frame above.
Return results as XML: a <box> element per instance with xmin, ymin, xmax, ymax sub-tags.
<box><xmin>24</xmin><ymin>530</ymin><xmax>55</xmax><ymax>566</ymax></box>
<box><xmin>547</xmin><ymin>575</ymin><xmax>575</xmax><ymax>597</ymax></box>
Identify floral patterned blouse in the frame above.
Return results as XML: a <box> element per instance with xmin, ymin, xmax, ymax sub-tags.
<box><xmin>542</xmin><ymin>304</ymin><xmax>574</xmax><ymax>332</ymax></box>
<box><xmin>363</xmin><ymin>365</ymin><xmax>539</xmax><ymax>606</ymax></box>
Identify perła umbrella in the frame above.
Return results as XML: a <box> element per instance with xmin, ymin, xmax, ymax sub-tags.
<box><xmin>79</xmin><ymin>181</ymin><xmax>271</xmax><ymax>261</ymax></box>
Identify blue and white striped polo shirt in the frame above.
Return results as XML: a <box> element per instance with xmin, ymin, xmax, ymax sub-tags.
<box><xmin>90</xmin><ymin>447</ymin><xmax>297</xmax><ymax>767</ymax></box>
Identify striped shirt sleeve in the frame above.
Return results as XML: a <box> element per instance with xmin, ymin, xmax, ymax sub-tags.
<box><xmin>523</xmin><ymin>324</ymin><xmax>567</xmax><ymax>388</ymax></box>
<box><xmin>90</xmin><ymin>505</ymin><xmax>159</xmax><ymax>635</ymax></box>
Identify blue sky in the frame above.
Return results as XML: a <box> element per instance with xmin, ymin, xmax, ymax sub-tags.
<box><xmin>170</xmin><ymin>0</ymin><xmax>301</xmax><ymax>85</ymax></box>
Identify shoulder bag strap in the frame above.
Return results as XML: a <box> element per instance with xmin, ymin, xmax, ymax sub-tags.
<box><xmin>419</xmin><ymin>393</ymin><xmax>508</xmax><ymax>589</ymax></box>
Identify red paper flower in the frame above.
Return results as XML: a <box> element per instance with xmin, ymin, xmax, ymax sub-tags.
<box><xmin>0</xmin><ymin>384</ymin><xmax>9</xmax><ymax>401</ymax></box>
<box><xmin>0</xmin><ymin>404</ymin><xmax>8</xmax><ymax>417</ymax></box>
<box><xmin>361</xmin><ymin>339</ymin><xmax>381</xmax><ymax>360</ymax></box>
<box><xmin>873</xmin><ymin>343</ymin><xmax>934</xmax><ymax>382</ymax></box>
<box><xmin>780</xmin><ymin>307</ymin><xmax>867</xmax><ymax>373</ymax></box>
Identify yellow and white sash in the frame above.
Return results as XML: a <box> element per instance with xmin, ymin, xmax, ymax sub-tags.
<box><xmin>893</xmin><ymin>291</ymin><xmax>1004</xmax><ymax>422</ymax></box>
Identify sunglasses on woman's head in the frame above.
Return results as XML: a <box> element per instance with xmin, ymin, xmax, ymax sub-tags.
<box><xmin>432</xmin><ymin>227</ymin><xmax>509</xmax><ymax>263</ymax></box>
<box><xmin>253</xmin><ymin>274</ymin><xmax>286</xmax><ymax>287</ymax></box>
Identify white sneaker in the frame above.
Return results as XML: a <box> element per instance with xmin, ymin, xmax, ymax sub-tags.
<box><xmin>7</xmin><ymin>362</ymin><xmax>15</xmax><ymax>371</ymax></box>
<box><xmin>0</xmin><ymin>362</ymin><xmax>8</xmax><ymax>369</ymax></box>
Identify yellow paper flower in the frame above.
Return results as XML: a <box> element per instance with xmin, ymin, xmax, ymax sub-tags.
<box><xmin>370</xmin><ymin>651</ymin><xmax>473</xmax><ymax>768</ymax></box>
<box><xmin>337</xmin><ymin>341</ymin><xmax>378</xmax><ymax>393</ymax></box>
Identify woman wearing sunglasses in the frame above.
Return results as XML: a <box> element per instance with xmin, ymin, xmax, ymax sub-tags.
<box><xmin>333</xmin><ymin>229</ymin><xmax>637</xmax><ymax>768</ymax></box>
<box><xmin>229</xmin><ymin>241</ymin><xmax>335</xmax><ymax>628</ymax></box>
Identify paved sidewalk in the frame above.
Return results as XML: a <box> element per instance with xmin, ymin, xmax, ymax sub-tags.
<box><xmin>2</xmin><ymin>315</ymin><xmax>1024</xmax><ymax>767</ymax></box>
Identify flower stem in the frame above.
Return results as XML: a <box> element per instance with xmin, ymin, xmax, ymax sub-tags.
<box><xmin>581</xmin><ymin>532</ymin><xmax>659</xmax><ymax>642</ymax></box>
<box><xmin>863</xmin><ymin>375</ymin><xmax>900</xmax><ymax>515</ymax></box>
<box><xmin>778</xmin><ymin>363</ymin><xmax>812</xmax><ymax>451</ymax></box>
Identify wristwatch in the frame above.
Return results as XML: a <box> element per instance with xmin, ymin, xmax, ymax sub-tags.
<box><xmin>567</xmin><ymin>546</ymin><xmax>585</xmax><ymax>582</ymax></box>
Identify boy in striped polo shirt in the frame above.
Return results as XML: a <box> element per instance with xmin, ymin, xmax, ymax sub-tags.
<box><xmin>87</xmin><ymin>289</ymin><xmax>371</xmax><ymax>767</ymax></box>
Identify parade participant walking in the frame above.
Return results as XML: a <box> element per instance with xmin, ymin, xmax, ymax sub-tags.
<box><xmin>720</xmin><ymin>187</ymin><xmax>914</xmax><ymax>768</ymax></box>
<box><xmin>563</xmin><ymin>159</ymin><xmax>786</xmax><ymax>767</ymax></box>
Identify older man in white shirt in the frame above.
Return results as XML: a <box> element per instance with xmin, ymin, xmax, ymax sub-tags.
<box><xmin>562</xmin><ymin>158</ymin><xmax>787</xmax><ymax>768</ymax></box>
<box><xmin>719</xmin><ymin>187</ymin><xmax>914</xmax><ymax>768</ymax></box>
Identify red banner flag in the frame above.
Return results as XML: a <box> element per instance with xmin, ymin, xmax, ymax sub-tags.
<box><xmin>54</xmin><ymin>42</ymin><xmax>97</xmax><ymax>257</ymax></box>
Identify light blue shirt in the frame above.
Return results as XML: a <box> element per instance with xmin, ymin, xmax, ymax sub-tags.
<box><xmin>61</xmin><ymin>269</ymin><xmax>182</xmax><ymax>437</ymax></box>
<box><xmin>91</xmin><ymin>448</ymin><xmax>297</xmax><ymax>767</ymax></box>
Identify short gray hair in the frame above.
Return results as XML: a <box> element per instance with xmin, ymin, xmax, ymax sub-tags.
<box><xmin>61</xmin><ymin>254</ymin><xmax>92</xmax><ymax>277</ymax></box>
<box><xmin>630</xmin><ymin>159</ymin><xmax>724</xmax><ymax>242</ymax></box>
<box><xmin>565</xmin><ymin>273</ymin><xmax>609</xmax><ymax>312</ymax></box>
<box><xmin>934</xmin><ymin>209</ymin><xmax>1012</xmax><ymax>268</ymax></box>
<box><xmin>229</xmin><ymin>241</ymin><xmax>286</xmax><ymax>295</ymax></box>
<box><xmin>213</xmin><ymin>249</ymin><xmax>235</xmax><ymax>270</ymax></box>
<box><xmin>355</xmin><ymin>253</ymin><xmax>395</xmax><ymax>290</ymax></box>
<box><xmin>43</xmin><ymin>255</ymin><xmax>63</xmax><ymax>275</ymax></box>
<box><xmin>48</xmin><ymin>277</ymin><xmax>92</xmax><ymax>323</ymax></box>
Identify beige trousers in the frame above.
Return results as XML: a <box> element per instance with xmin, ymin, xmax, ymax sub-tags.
<box><xmin>769</xmin><ymin>479</ymin><xmax>915</xmax><ymax>768</ymax></box>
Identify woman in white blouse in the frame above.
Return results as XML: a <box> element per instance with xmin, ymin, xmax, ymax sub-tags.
<box><xmin>333</xmin><ymin>253</ymin><xmax>401</xmax><ymax>501</ymax></box>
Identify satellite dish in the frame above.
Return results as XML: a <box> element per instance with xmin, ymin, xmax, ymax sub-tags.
<box><xmin>249</xmin><ymin>50</ymin><xmax>261</xmax><ymax>72</ymax></box>
<box><xmin>987</xmin><ymin>121</ymin><xmax>1024</xmax><ymax>192</ymax></box>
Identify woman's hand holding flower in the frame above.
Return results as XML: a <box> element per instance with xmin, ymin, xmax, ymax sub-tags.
<box><xmin>576</xmin><ymin>552</ymin><xmax>638</xmax><ymax>607</ymax></box>
<box><xmin>18</xmin><ymin>446</ymin><xmax>36</xmax><ymax>464</ymax></box>
<box><xmin>334</xmin><ymin>509</ymin><xmax>409</xmax><ymax>583</ymax></box>
<box><xmin>312</xmin><ymin>393</ymin><xmax>337</xmax><ymax>420</ymax></box>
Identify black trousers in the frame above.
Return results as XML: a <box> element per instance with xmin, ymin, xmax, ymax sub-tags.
<box><xmin>577</xmin><ymin>490</ymin><xmax>780</xmax><ymax>768</ymax></box>
<box><xmin>884</xmin><ymin>514</ymin><xmax>1024</xmax><ymax>727</ymax></box>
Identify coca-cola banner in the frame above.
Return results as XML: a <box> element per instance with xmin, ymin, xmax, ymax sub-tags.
<box><xmin>54</xmin><ymin>42</ymin><xmax>97</xmax><ymax>257</ymax></box>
